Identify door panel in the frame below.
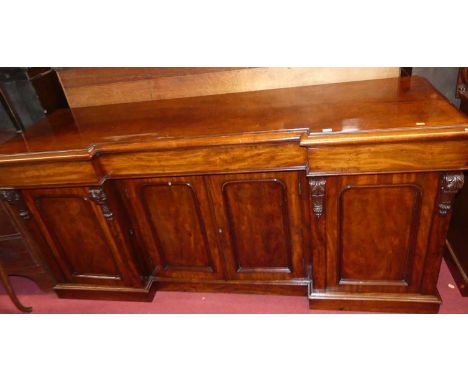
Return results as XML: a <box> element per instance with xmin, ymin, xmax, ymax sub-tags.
<box><xmin>118</xmin><ymin>176</ymin><xmax>224</xmax><ymax>280</ymax></box>
<box><xmin>208</xmin><ymin>171</ymin><xmax>306</xmax><ymax>281</ymax></box>
<box><xmin>223</xmin><ymin>179</ymin><xmax>292</xmax><ymax>271</ymax></box>
<box><xmin>340</xmin><ymin>185</ymin><xmax>420</xmax><ymax>283</ymax></box>
<box><xmin>319</xmin><ymin>173</ymin><xmax>439</xmax><ymax>294</ymax></box>
<box><xmin>22</xmin><ymin>186</ymin><xmax>142</xmax><ymax>287</ymax></box>
<box><xmin>36</xmin><ymin>196</ymin><xmax>120</xmax><ymax>277</ymax></box>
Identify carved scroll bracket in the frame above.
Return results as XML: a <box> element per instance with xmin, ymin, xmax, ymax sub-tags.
<box><xmin>438</xmin><ymin>172</ymin><xmax>464</xmax><ymax>216</ymax></box>
<box><xmin>88</xmin><ymin>187</ymin><xmax>114</xmax><ymax>220</ymax></box>
<box><xmin>0</xmin><ymin>189</ymin><xmax>31</xmax><ymax>220</ymax></box>
<box><xmin>309</xmin><ymin>177</ymin><xmax>326</xmax><ymax>219</ymax></box>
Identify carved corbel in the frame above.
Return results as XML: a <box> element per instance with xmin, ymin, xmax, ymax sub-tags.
<box><xmin>309</xmin><ymin>178</ymin><xmax>326</xmax><ymax>219</ymax></box>
<box><xmin>88</xmin><ymin>187</ymin><xmax>114</xmax><ymax>220</ymax></box>
<box><xmin>0</xmin><ymin>189</ymin><xmax>31</xmax><ymax>220</ymax></box>
<box><xmin>438</xmin><ymin>172</ymin><xmax>464</xmax><ymax>216</ymax></box>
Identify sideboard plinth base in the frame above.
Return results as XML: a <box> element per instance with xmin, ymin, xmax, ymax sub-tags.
<box><xmin>308</xmin><ymin>291</ymin><xmax>441</xmax><ymax>313</ymax></box>
<box><xmin>155</xmin><ymin>278</ymin><xmax>309</xmax><ymax>296</ymax></box>
<box><xmin>54</xmin><ymin>281</ymin><xmax>156</xmax><ymax>302</ymax></box>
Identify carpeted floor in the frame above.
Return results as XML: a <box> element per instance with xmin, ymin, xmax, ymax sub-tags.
<box><xmin>1</xmin><ymin>259</ymin><xmax>467</xmax><ymax>314</ymax></box>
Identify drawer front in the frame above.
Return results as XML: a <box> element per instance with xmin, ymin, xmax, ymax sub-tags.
<box><xmin>306</xmin><ymin>139</ymin><xmax>468</xmax><ymax>175</ymax></box>
<box><xmin>98</xmin><ymin>143</ymin><xmax>306</xmax><ymax>178</ymax></box>
<box><xmin>0</xmin><ymin>161</ymin><xmax>99</xmax><ymax>188</ymax></box>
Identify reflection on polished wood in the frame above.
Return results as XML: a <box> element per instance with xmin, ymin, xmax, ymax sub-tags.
<box><xmin>0</xmin><ymin>76</ymin><xmax>467</xmax><ymax>312</ymax></box>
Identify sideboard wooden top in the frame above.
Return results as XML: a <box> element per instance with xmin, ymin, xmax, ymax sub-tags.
<box><xmin>0</xmin><ymin>76</ymin><xmax>467</xmax><ymax>163</ymax></box>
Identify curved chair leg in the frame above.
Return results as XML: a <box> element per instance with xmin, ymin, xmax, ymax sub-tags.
<box><xmin>0</xmin><ymin>262</ymin><xmax>32</xmax><ymax>313</ymax></box>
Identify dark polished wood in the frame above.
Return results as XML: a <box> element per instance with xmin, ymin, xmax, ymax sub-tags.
<box><xmin>155</xmin><ymin>279</ymin><xmax>308</xmax><ymax>296</ymax></box>
<box><xmin>117</xmin><ymin>176</ymin><xmax>225</xmax><ymax>280</ymax></box>
<box><xmin>0</xmin><ymin>76</ymin><xmax>466</xmax><ymax>161</ymax></box>
<box><xmin>207</xmin><ymin>171</ymin><xmax>306</xmax><ymax>281</ymax></box>
<box><xmin>21</xmin><ymin>185</ymin><xmax>146</xmax><ymax>294</ymax></box>
<box><xmin>0</xmin><ymin>76</ymin><xmax>467</xmax><ymax>312</ymax></box>
<box><xmin>308</xmin><ymin>172</ymin><xmax>446</xmax><ymax>311</ymax></box>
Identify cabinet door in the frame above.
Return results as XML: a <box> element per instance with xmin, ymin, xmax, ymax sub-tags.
<box><xmin>313</xmin><ymin>173</ymin><xmax>440</xmax><ymax>294</ymax></box>
<box><xmin>117</xmin><ymin>176</ymin><xmax>225</xmax><ymax>280</ymax></box>
<box><xmin>0</xmin><ymin>199</ymin><xmax>54</xmax><ymax>290</ymax></box>
<box><xmin>22</xmin><ymin>186</ymin><xmax>143</xmax><ymax>287</ymax></box>
<box><xmin>207</xmin><ymin>171</ymin><xmax>306</xmax><ymax>281</ymax></box>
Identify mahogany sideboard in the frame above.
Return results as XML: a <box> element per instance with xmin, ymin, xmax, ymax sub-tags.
<box><xmin>0</xmin><ymin>76</ymin><xmax>467</xmax><ymax>313</ymax></box>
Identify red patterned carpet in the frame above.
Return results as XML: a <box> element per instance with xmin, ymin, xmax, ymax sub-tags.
<box><xmin>1</xmin><ymin>260</ymin><xmax>467</xmax><ymax>314</ymax></box>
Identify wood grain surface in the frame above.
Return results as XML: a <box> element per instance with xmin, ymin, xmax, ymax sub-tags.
<box><xmin>57</xmin><ymin>67</ymin><xmax>400</xmax><ymax>107</ymax></box>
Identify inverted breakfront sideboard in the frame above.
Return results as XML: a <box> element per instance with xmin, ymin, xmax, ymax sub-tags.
<box><xmin>0</xmin><ymin>76</ymin><xmax>467</xmax><ymax>313</ymax></box>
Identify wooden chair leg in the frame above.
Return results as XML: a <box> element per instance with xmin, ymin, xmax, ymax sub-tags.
<box><xmin>0</xmin><ymin>262</ymin><xmax>32</xmax><ymax>313</ymax></box>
